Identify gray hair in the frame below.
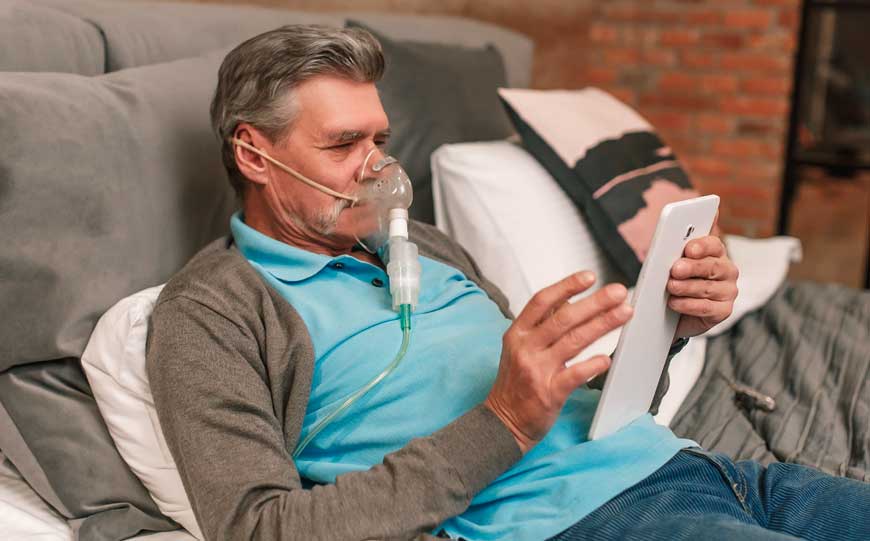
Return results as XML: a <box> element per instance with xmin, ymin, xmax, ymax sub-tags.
<box><xmin>210</xmin><ymin>25</ymin><xmax>385</xmax><ymax>197</ymax></box>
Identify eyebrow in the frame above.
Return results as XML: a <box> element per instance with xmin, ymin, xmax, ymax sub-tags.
<box><xmin>324</xmin><ymin>128</ymin><xmax>392</xmax><ymax>144</ymax></box>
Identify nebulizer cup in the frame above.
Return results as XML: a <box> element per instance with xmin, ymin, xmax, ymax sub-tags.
<box><xmin>354</xmin><ymin>153</ymin><xmax>421</xmax><ymax>312</ymax></box>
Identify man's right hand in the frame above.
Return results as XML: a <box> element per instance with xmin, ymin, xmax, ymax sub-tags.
<box><xmin>484</xmin><ymin>271</ymin><xmax>633</xmax><ymax>454</ymax></box>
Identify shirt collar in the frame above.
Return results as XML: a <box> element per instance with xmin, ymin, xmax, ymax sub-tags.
<box><xmin>230</xmin><ymin>211</ymin><xmax>334</xmax><ymax>283</ymax></box>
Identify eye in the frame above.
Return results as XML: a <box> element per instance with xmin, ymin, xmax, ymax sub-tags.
<box><xmin>329</xmin><ymin>142</ymin><xmax>353</xmax><ymax>151</ymax></box>
<box><xmin>375</xmin><ymin>139</ymin><xmax>388</xmax><ymax>148</ymax></box>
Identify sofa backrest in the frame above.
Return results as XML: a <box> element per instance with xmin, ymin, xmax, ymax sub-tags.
<box><xmin>25</xmin><ymin>0</ymin><xmax>534</xmax><ymax>87</ymax></box>
<box><xmin>0</xmin><ymin>1</ymin><xmax>105</xmax><ymax>74</ymax></box>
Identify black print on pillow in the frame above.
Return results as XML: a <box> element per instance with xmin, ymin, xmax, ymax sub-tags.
<box><xmin>575</xmin><ymin>131</ymin><xmax>698</xmax><ymax>264</ymax></box>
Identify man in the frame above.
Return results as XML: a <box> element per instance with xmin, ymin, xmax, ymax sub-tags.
<box><xmin>146</xmin><ymin>25</ymin><xmax>870</xmax><ymax>541</ymax></box>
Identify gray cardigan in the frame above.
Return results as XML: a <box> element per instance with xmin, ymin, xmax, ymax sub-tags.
<box><xmin>146</xmin><ymin>220</ymin><xmax>673</xmax><ymax>541</ymax></box>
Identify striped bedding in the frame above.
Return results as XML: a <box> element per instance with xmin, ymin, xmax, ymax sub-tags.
<box><xmin>672</xmin><ymin>281</ymin><xmax>870</xmax><ymax>481</ymax></box>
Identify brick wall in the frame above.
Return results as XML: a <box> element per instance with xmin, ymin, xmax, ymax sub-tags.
<box><xmin>466</xmin><ymin>0</ymin><xmax>802</xmax><ymax>237</ymax></box>
<box><xmin>182</xmin><ymin>0</ymin><xmax>802</xmax><ymax>237</ymax></box>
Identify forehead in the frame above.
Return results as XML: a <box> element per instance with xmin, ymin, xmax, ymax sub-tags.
<box><xmin>292</xmin><ymin>75</ymin><xmax>388</xmax><ymax>138</ymax></box>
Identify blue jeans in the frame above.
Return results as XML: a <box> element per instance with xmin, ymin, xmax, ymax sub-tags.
<box><xmin>548</xmin><ymin>449</ymin><xmax>870</xmax><ymax>541</ymax></box>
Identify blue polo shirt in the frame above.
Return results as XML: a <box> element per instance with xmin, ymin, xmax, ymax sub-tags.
<box><xmin>231</xmin><ymin>212</ymin><xmax>694</xmax><ymax>541</ymax></box>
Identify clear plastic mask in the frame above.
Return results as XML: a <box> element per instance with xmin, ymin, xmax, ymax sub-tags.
<box><xmin>352</xmin><ymin>149</ymin><xmax>414</xmax><ymax>253</ymax></box>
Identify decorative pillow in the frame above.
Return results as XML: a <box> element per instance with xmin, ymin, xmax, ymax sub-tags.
<box><xmin>498</xmin><ymin>87</ymin><xmax>699</xmax><ymax>285</ymax></box>
<box><xmin>348</xmin><ymin>20</ymin><xmax>515</xmax><ymax>225</ymax></box>
<box><xmin>81</xmin><ymin>285</ymin><xmax>202</xmax><ymax>539</ymax></box>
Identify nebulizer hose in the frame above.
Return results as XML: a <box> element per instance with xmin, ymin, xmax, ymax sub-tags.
<box><xmin>293</xmin><ymin>305</ymin><xmax>412</xmax><ymax>458</ymax></box>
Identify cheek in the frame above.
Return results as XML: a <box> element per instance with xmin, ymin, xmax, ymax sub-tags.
<box><xmin>312</xmin><ymin>155</ymin><xmax>361</xmax><ymax>191</ymax></box>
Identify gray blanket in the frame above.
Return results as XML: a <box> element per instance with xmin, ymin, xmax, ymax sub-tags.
<box><xmin>672</xmin><ymin>281</ymin><xmax>870</xmax><ymax>481</ymax></box>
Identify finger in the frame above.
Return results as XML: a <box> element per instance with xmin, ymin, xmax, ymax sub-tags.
<box><xmin>667</xmin><ymin>296</ymin><xmax>727</xmax><ymax>320</ymax></box>
<box><xmin>671</xmin><ymin>256</ymin><xmax>738</xmax><ymax>281</ymax></box>
<box><xmin>552</xmin><ymin>355</ymin><xmax>611</xmax><ymax>403</ymax></box>
<box><xmin>667</xmin><ymin>278</ymin><xmax>737</xmax><ymax>302</ymax></box>
<box><xmin>533</xmin><ymin>283</ymin><xmax>629</xmax><ymax>348</ymax></box>
<box><xmin>683</xmin><ymin>235</ymin><xmax>726</xmax><ymax>259</ymax></box>
<box><xmin>547</xmin><ymin>303</ymin><xmax>633</xmax><ymax>364</ymax></box>
<box><xmin>515</xmin><ymin>271</ymin><xmax>596</xmax><ymax>329</ymax></box>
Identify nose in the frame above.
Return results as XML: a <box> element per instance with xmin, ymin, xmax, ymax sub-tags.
<box><xmin>358</xmin><ymin>145</ymin><xmax>387</xmax><ymax>181</ymax></box>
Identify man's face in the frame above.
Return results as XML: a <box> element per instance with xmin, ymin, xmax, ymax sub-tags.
<box><xmin>263</xmin><ymin>75</ymin><xmax>391</xmax><ymax>249</ymax></box>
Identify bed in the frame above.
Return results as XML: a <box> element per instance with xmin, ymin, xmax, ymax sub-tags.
<box><xmin>0</xmin><ymin>1</ymin><xmax>867</xmax><ymax>540</ymax></box>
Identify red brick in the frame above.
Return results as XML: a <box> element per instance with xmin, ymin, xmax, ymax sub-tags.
<box><xmin>658</xmin><ymin>73</ymin><xmax>696</xmax><ymax>92</ymax></box>
<box><xmin>720</xmin><ymin>96</ymin><xmax>790</xmax><ymax>117</ymax></box>
<box><xmin>620</xmin><ymin>27</ymin><xmax>660</xmax><ymax>47</ymax></box>
<box><xmin>703</xmin><ymin>182</ymin><xmax>777</xmax><ymax>202</ymax></box>
<box><xmin>716</xmin><ymin>215</ymin><xmax>750</xmax><ymax>237</ymax></box>
<box><xmin>584</xmin><ymin>66</ymin><xmax>619</xmax><ymax>85</ymax></box>
<box><xmin>600</xmin><ymin>4</ymin><xmax>639</xmax><ymax>21</ymax></box>
<box><xmin>604</xmin><ymin>86</ymin><xmax>638</xmax><ymax>106</ymax></box>
<box><xmin>640</xmin><ymin>93</ymin><xmax>716</xmax><ymax>111</ymax></box>
<box><xmin>684</xmin><ymin>156</ymin><xmax>733</xmax><ymax>178</ymax></box>
<box><xmin>642</xmin><ymin>49</ymin><xmax>677</xmax><ymax>67</ymax></box>
<box><xmin>602</xmin><ymin>48</ymin><xmax>641</xmax><ymax>65</ymax></box>
<box><xmin>697</xmin><ymin>114</ymin><xmax>735</xmax><ymax>135</ymax></box>
<box><xmin>589</xmin><ymin>24</ymin><xmax>620</xmax><ymax>44</ymax></box>
<box><xmin>746</xmin><ymin>32</ymin><xmax>797</xmax><ymax>51</ymax></box>
<box><xmin>602</xmin><ymin>5</ymin><xmax>683</xmax><ymax>24</ymax></box>
<box><xmin>686</xmin><ymin>10</ymin><xmax>722</xmax><ymax>25</ymax></box>
<box><xmin>700</xmin><ymin>74</ymin><xmax>739</xmax><ymax>93</ymax></box>
<box><xmin>740</xmin><ymin>76</ymin><xmax>792</xmax><ymax>96</ymax></box>
<box><xmin>643</xmin><ymin>111</ymin><xmax>693</xmax><ymax>131</ymax></box>
<box><xmin>720</xmin><ymin>52</ymin><xmax>790</xmax><ymax>73</ymax></box>
<box><xmin>729</xmin><ymin>200</ymin><xmax>777</xmax><ymax>220</ymax></box>
<box><xmin>753</xmin><ymin>0</ymin><xmax>799</xmax><ymax>6</ymax></box>
<box><xmin>657</xmin><ymin>73</ymin><xmax>738</xmax><ymax>94</ymax></box>
<box><xmin>738</xmin><ymin>119</ymin><xmax>786</xmax><ymax>136</ymax></box>
<box><xmin>779</xmin><ymin>9</ymin><xmax>800</xmax><ymax>31</ymax></box>
<box><xmin>700</xmin><ymin>32</ymin><xmax>745</xmax><ymax>49</ymax></box>
<box><xmin>724</xmin><ymin>9</ymin><xmax>774</xmax><ymax>30</ymax></box>
<box><xmin>733</xmin><ymin>162</ymin><xmax>782</xmax><ymax>183</ymax></box>
<box><xmin>660</xmin><ymin>29</ymin><xmax>700</xmax><ymax>47</ymax></box>
<box><xmin>756</xmin><ymin>222</ymin><xmax>776</xmax><ymax>237</ymax></box>
<box><xmin>711</xmin><ymin>138</ymin><xmax>782</xmax><ymax>159</ymax></box>
<box><xmin>680</xmin><ymin>50</ymin><xmax>717</xmax><ymax>69</ymax></box>
<box><xmin>665</xmin><ymin>136</ymin><xmax>706</xmax><ymax>156</ymax></box>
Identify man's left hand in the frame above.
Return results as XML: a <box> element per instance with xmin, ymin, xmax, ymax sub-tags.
<box><xmin>667</xmin><ymin>234</ymin><xmax>739</xmax><ymax>340</ymax></box>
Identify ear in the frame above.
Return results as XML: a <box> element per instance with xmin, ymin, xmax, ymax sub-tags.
<box><xmin>232</xmin><ymin>124</ymin><xmax>271</xmax><ymax>186</ymax></box>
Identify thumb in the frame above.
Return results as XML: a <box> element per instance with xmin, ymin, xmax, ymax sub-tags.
<box><xmin>552</xmin><ymin>355</ymin><xmax>611</xmax><ymax>402</ymax></box>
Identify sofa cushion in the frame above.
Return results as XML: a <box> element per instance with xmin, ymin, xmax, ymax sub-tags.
<box><xmin>0</xmin><ymin>1</ymin><xmax>104</xmax><ymax>74</ymax></box>
<box><xmin>0</xmin><ymin>50</ymin><xmax>236</xmax><ymax>372</ymax></box>
<box><xmin>0</xmin><ymin>360</ymin><xmax>180</xmax><ymax>539</ymax></box>
<box><xmin>349</xmin><ymin>20</ymin><xmax>515</xmax><ymax>225</ymax></box>
<box><xmin>0</xmin><ymin>50</ymin><xmax>237</xmax><ymax>539</ymax></box>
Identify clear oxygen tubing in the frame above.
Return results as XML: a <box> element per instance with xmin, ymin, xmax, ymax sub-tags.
<box><xmin>292</xmin><ymin>304</ymin><xmax>412</xmax><ymax>458</ymax></box>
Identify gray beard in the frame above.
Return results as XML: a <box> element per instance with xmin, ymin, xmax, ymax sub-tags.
<box><xmin>308</xmin><ymin>198</ymin><xmax>349</xmax><ymax>236</ymax></box>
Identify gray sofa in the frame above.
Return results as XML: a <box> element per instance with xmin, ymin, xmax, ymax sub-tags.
<box><xmin>0</xmin><ymin>1</ymin><xmax>532</xmax><ymax>539</ymax></box>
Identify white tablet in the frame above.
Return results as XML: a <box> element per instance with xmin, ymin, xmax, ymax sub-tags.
<box><xmin>588</xmin><ymin>195</ymin><xmax>720</xmax><ymax>440</ymax></box>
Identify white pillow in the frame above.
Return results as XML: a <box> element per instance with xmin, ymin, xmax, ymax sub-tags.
<box><xmin>432</xmin><ymin>139</ymin><xmax>624</xmax><ymax>360</ymax></box>
<box><xmin>80</xmin><ymin>285</ymin><xmax>203</xmax><ymax>540</ymax></box>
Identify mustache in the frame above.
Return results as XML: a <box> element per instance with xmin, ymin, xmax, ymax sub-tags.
<box><xmin>312</xmin><ymin>198</ymin><xmax>350</xmax><ymax>235</ymax></box>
